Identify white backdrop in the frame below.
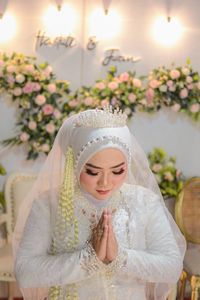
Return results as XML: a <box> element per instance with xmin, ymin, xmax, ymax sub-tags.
<box><xmin>0</xmin><ymin>0</ymin><xmax>200</xmax><ymax>185</ymax></box>
<box><xmin>0</xmin><ymin>0</ymin><xmax>200</xmax><ymax>297</ymax></box>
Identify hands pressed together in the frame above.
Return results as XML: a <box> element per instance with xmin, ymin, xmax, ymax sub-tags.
<box><xmin>90</xmin><ymin>209</ymin><xmax>118</xmax><ymax>264</ymax></box>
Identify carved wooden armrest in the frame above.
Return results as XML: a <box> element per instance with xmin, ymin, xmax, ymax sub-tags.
<box><xmin>0</xmin><ymin>213</ymin><xmax>8</xmax><ymax>225</ymax></box>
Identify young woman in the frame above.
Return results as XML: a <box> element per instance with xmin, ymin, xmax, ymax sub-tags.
<box><xmin>13</xmin><ymin>107</ymin><xmax>186</xmax><ymax>300</ymax></box>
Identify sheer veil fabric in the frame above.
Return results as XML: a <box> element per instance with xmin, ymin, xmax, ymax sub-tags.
<box><xmin>13</xmin><ymin>108</ymin><xmax>186</xmax><ymax>300</ymax></box>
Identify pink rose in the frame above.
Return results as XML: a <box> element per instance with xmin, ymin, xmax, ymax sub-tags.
<box><xmin>146</xmin><ymin>88</ymin><xmax>154</xmax><ymax>106</ymax></box>
<box><xmin>187</xmin><ymin>84</ymin><xmax>193</xmax><ymax>90</ymax></box>
<box><xmin>128</xmin><ymin>93</ymin><xmax>136</xmax><ymax>103</ymax></box>
<box><xmin>23</xmin><ymin>82</ymin><xmax>34</xmax><ymax>94</ymax></box>
<box><xmin>35</xmin><ymin>95</ymin><xmax>46</xmax><ymax>106</ymax></box>
<box><xmin>149</xmin><ymin>79</ymin><xmax>160</xmax><ymax>89</ymax></box>
<box><xmin>68</xmin><ymin>99</ymin><xmax>78</xmax><ymax>107</ymax></box>
<box><xmin>95</xmin><ymin>82</ymin><xmax>106</xmax><ymax>90</ymax></box>
<box><xmin>13</xmin><ymin>87</ymin><xmax>22</xmax><ymax>96</ymax></box>
<box><xmin>197</xmin><ymin>82</ymin><xmax>200</xmax><ymax>90</ymax></box>
<box><xmin>167</xmin><ymin>80</ymin><xmax>173</xmax><ymax>87</ymax></box>
<box><xmin>119</xmin><ymin>72</ymin><xmax>129</xmax><ymax>82</ymax></box>
<box><xmin>46</xmin><ymin>123</ymin><xmax>56</xmax><ymax>134</ymax></box>
<box><xmin>190</xmin><ymin>103</ymin><xmax>200</xmax><ymax>113</ymax></box>
<box><xmin>108</xmin><ymin>81</ymin><xmax>118</xmax><ymax>90</ymax></box>
<box><xmin>28</xmin><ymin>121</ymin><xmax>37</xmax><ymax>130</ymax></box>
<box><xmin>101</xmin><ymin>99</ymin><xmax>109</xmax><ymax>107</ymax></box>
<box><xmin>132</xmin><ymin>78</ymin><xmax>142</xmax><ymax>88</ymax></box>
<box><xmin>0</xmin><ymin>60</ymin><xmax>4</xmax><ymax>67</ymax></box>
<box><xmin>84</xmin><ymin>97</ymin><xmax>93</xmax><ymax>106</ymax></box>
<box><xmin>43</xmin><ymin>65</ymin><xmax>53</xmax><ymax>78</ymax></box>
<box><xmin>179</xmin><ymin>88</ymin><xmax>188</xmax><ymax>99</ymax></box>
<box><xmin>170</xmin><ymin>69</ymin><xmax>180</xmax><ymax>79</ymax></box>
<box><xmin>25</xmin><ymin>64</ymin><xmax>35</xmax><ymax>73</ymax></box>
<box><xmin>47</xmin><ymin>83</ymin><xmax>56</xmax><ymax>93</ymax></box>
<box><xmin>186</xmin><ymin>76</ymin><xmax>193</xmax><ymax>83</ymax></box>
<box><xmin>33</xmin><ymin>82</ymin><xmax>41</xmax><ymax>92</ymax></box>
<box><xmin>43</xmin><ymin>104</ymin><xmax>54</xmax><ymax>115</ymax></box>
<box><xmin>7</xmin><ymin>75</ymin><xmax>15</xmax><ymax>84</ymax></box>
<box><xmin>171</xmin><ymin>103</ymin><xmax>181</xmax><ymax>112</ymax></box>
<box><xmin>53</xmin><ymin>109</ymin><xmax>62</xmax><ymax>119</ymax></box>
<box><xmin>15</xmin><ymin>74</ymin><xmax>25</xmax><ymax>83</ymax></box>
<box><xmin>41</xmin><ymin>143</ymin><xmax>50</xmax><ymax>153</ymax></box>
<box><xmin>20</xmin><ymin>132</ymin><xmax>30</xmax><ymax>142</ymax></box>
<box><xmin>6</xmin><ymin>65</ymin><xmax>17</xmax><ymax>73</ymax></box>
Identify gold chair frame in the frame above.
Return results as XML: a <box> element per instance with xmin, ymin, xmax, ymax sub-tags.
<box><xmin>175</xmin><ymin>177</ymin><xmax>200</xmax><ymax>300</ymax></box>
<box><xmin>0</xmin><ymin>172</ymin><xmax>36</xmax><ymax>300</ymax></box>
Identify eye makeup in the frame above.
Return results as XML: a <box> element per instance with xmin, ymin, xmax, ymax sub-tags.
<box><xmin>85</xmin><ymin>167</ymin><xmax>126</xmax><ymax>176</ymax></box>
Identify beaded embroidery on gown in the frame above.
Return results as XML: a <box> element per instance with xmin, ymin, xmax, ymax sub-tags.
<box><xmin>15</xmin><ymin>183</ymin><xmax>182</xmax><ymax>300</ymax></box>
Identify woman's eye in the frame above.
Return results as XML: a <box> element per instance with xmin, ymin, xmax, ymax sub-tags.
<box><xmin>85</xmin><ymin>169</ymin><xmax>99</xmax><ymax>176</ymax></box>
<box><xmin>112</xmin><ymin>168</ymin><xmax>125</xmax><ymax>175</ymax></box>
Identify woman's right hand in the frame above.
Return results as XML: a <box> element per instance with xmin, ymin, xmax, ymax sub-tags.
<box><xmin>90</xmin><ymin>209</ymin><xmax>108</xmax><ymax>262</ymax></box>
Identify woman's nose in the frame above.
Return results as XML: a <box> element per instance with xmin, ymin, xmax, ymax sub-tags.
<box><xmin>98</xmin><ymin>173</ymin><xmax>109</xmax><ymax>187</ymax></box>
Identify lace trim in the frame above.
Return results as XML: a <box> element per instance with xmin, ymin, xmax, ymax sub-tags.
<box><xmin>74</xmin><ymin>189</ymin><xmax>122</xmax><ymax>230</ymax></box>
<box><xmin>80</xmin><ymin>242</ymin><xmax>128</xmax><ymax>277</ymax></box>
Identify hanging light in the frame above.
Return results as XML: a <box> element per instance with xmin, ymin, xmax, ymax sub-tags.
<box><xmin>54</xmin><ymin>0</ymin><xmax>63</xmax><ymax>11</ymax></box>
<box><xmin>0</xmin><ymin>13</ymin><xmax>16</xmax><ymax>42</ymax></box>
<box><xmin>43</xmin><ymin>4</ymin><xmax>77</xmax><ymax>37</ymax></box>
<box><xmin>152</xmin><ymin>15</ymin><xmax>183</xmax><ymax>47</ymax></box>
<box><xmin>89</xmin><ymin>8</ymin><xmax>122</xmax><ymax>40</ymax></box>
<box><xmin>102</xmin><ymin>0</ymin><xmax>112</xmax><ymax>15</ymax></box>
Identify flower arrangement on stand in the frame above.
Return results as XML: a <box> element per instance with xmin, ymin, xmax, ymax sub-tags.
<box><xmin>69</xmin><ymin>66</ymin><xmax>146</xmax><ymax>118</ymax></box>
<box><xmin>148</xmin><ymin>148</ymin><xmax>185</xmax><ymax>199</ymax></box>
<box><xmin>147</xmin><ymin>61</ymin><xmax>200</xmax><ymax>121</ymax></box>
<box><xmin>0</xmin><ymin>52</ymin><xmax>70</xmax><ymax>159</ymax></box>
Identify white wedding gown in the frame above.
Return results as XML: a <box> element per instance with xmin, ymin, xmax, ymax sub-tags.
<box><xmin>14</xmin><ymin>184</ymin><xmax>182</xmax><ymax>300</ymax></box>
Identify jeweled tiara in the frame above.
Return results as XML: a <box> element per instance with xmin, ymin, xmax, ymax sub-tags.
<box><xmin>75</xmin><ymin>106</ymin><xmax>127</xmax><ymax>128</ymax></box>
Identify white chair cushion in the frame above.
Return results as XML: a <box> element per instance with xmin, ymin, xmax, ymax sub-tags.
<box><xmin>184</xmin><ymin>243</ymin><xmax>200</xmax><ymax>275</ymax></box>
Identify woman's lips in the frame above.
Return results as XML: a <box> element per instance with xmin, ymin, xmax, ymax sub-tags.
<box><xmin>96</xmin><ymin>190</ymin><xmax>110</xmax><ymax>195</ymax></box>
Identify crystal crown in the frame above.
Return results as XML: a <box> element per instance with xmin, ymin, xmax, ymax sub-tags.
<box><xmin>75</xmin><ymin>106</ymin><xmax>127</xmax><ymax>128</ymax></box>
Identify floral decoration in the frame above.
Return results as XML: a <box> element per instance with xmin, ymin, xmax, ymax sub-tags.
<box><xmin>0</xmin><ymin>52</ymin><xmax>200</xmax><ymax>160</ymax></box>
<box><xmin>69</xmin><ymin>66</ymin><xmax>146</xmax><ymax>118</ymax></box>
<box><xmin>0</xmin><ymin>52</ymin><xmax>70</xmax><ymax>159</ymax></box>
<box><xmin>147</xmin><ymin>60</ymin><xmax>200</xmax><ymax>121</ymax></box>
<box><xmin>148</xmin><ymin>148</ymin><xmax>185</xmax><ymax>198</ymax></box>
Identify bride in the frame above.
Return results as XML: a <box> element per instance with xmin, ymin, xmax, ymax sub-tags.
<box><xmin>13</xmin><ymin>107</ymin><xmax>186</xmax><ymax>300</ymax></box>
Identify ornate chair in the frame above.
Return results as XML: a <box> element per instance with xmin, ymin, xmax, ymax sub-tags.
<box><xmin>175</xmin><ymin>177</ymin><xmax>200</xmax><ymax>300</ymax></box>
<box><xmin>0</xmin><ymin>172</ymin><xmax>36</xmax><ymax>300</ymax></box>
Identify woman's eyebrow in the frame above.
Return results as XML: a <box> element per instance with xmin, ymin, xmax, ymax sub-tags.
<box><xmin>85</xmin><ymin>162</ymin><xmax>125</xmax><ymax>169</ymax></box>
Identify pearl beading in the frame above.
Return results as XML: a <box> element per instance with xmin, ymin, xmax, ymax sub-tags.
<box><xmin>75</xmin><ymin>135</ymin><xmax>131</xmax><ymax>168</ymax></box>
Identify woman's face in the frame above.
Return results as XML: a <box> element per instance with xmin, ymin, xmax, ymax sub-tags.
<box><xmin>80</xmin><ymin>148</ymin><xmax>128</xmax><ymax>200</ymax></box>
